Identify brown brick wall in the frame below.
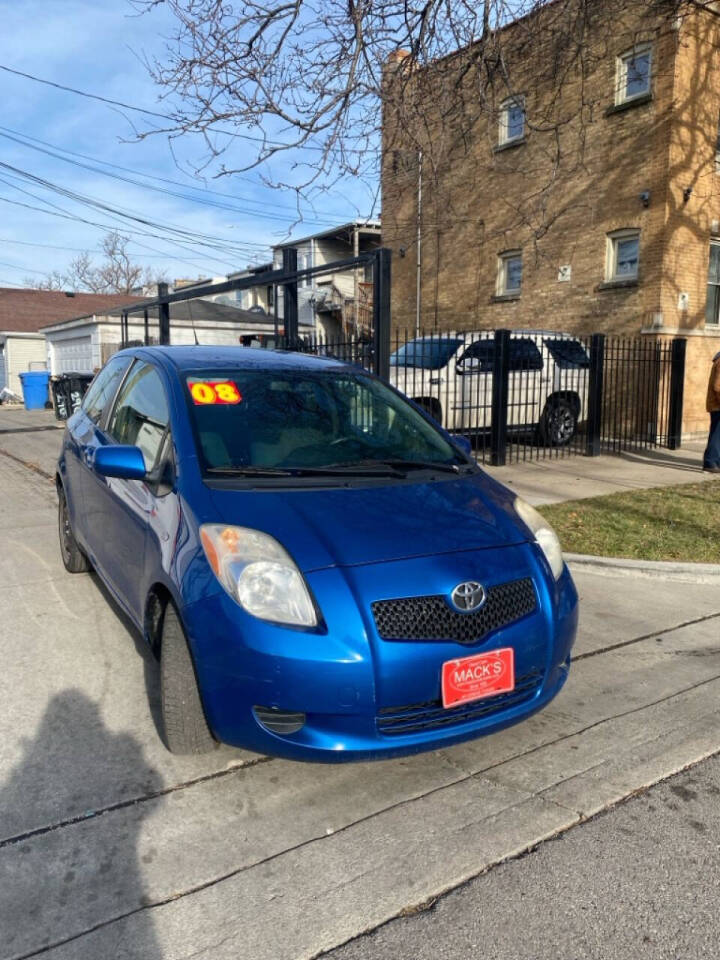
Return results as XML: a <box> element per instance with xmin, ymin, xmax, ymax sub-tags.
<box><xmin>381</xmin><ymin>1</ymin><xmax>720</xmax><ymax>433</ymax></box>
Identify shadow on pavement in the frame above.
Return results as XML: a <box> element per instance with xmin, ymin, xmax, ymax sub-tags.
<box><xmin>86</xmin><ymin>569</ymin><xmax>166</xmax><ymax>746</ymax></box>
<box><xmin>618</xmin><ymin>446</ymin><xmax>705</xmax><ymax>474</ymax></box>
<box><xmin>0</xmin><ymin>690</ymin><xmax>163</xmax><ymax>960</ymax></box>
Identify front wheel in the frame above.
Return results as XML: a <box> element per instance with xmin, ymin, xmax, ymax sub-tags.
<box><xmin>539</xmin><ymin>399</ymin><xmax>577</xmax><ymax>447</ymax></box>
<box><xmin>160</xmin><ymin>604</ymin><xmax>217</xmax><ymax>755</ymax></box>
<box><xmin>58</xmin><ymin>486</ymin><xmax>90</xmax><ymax>573</ymax></box>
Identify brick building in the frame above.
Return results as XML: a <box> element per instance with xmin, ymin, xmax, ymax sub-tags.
<box><xmin>381</xmin><ymin>0</ymin><xmax>720</xmax><ymax>436</ymax></box>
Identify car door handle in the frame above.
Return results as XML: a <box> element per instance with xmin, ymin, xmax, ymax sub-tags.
<box><xmin>429</xmin><ymin>377</ymin><xmax>444</xmax><ymax>385</ymax></box>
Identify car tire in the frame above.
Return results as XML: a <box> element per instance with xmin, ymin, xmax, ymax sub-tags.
<box><xmin>160</xmin><ymin>604</ymin><xmax>217</xmax><ymax>755</ymax></box>
<box><xmin>58</xmin><ymin>486</ymin><xmax>91</xmax><ymax>573</ymax></box>
<box><xmin>539</xmin><ymin>398</ymin><xmax>577</xmax><ymax>447</ymax></box>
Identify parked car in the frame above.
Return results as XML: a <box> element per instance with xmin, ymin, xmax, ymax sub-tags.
<box><xmin>389</xmin><ymin>330</ymin><xmax>590</xmax><ymax>446</ymax></box>
<box><xmin>57</xmin><ymin>346</ymin><xmax>578</xmax><ymax>760</ymax></box>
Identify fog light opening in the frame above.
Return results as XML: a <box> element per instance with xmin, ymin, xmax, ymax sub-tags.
<box><xmin>253</xmin><ymin>706</ymin><xmax>306</xmax><ymax>736</ymax></box>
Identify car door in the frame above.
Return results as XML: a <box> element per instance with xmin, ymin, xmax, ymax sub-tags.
<box><xmin>64</xmin><ymin>354</ymin><xmax>132</xmax><ymax>548</ymax></box>
<box><xmin>507</xmin><ymin>337</ymin><xmax>544</xmax><ymax>430</ymax></box>
<box><xmin>456</xmin><ymin>336</ymin><xmax>494</xmax><ymax>432</ymax></box>
<box><xmin>84</xmin><ymin>360</ymin><xmax>171</xmax><ymax>617</ymax></box>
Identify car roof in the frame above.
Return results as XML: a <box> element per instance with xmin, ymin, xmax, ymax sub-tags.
<box><xmin>407</xmin><ymin>330</ymin><xmax>581</xmax><ymax>341</ymax></box>
<box><xmin>117</xmin><ymin>345</ymin><xmax>350</xmax><ymax>374</ymax></box>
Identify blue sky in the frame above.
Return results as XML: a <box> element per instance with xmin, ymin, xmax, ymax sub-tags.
<box><xmin>0</xmin><ymin>0</ymin><xmax>378</xmax><ymax>287</ymax></box>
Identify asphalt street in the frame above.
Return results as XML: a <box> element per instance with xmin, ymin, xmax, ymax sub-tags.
<box><xmin>1</xmin><ymin>405</ymin><xmax>719</xmax><ymax>960</ymax></box>
<box><xmin>328</xmin><ymin>753</ymin><xmax>720</xmax><ymax>960</ymax></box>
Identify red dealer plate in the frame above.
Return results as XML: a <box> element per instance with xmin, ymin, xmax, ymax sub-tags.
<box><xmin>441</xmin><ymin>648</ymin><xmax>515</xmax><ymax>709</ymax></box>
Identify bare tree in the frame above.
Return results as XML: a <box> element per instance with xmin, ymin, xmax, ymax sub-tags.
<box><xmin>36</xmin><ymin>232</ymin><xmax>168</xmax><ymax>294</ymax></box>
<box><xmin>135</xmin><ymin>0</ymin><xmax>695</xmax><ymax>197</ymax></box>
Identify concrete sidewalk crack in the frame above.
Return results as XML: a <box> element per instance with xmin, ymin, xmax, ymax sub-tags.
<box><xmin>574</xmin><ymin>610</ymin><xmax>720</xmax><ymax>662</ymax></box>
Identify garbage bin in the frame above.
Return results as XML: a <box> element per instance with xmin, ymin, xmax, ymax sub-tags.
<box><xmin>50</xmin><ymin>372</ymin><xmax>94</xmax><ymax>421</ymax></box>
<box><xmin>18</xmin><ymin>370</ymin><xmax>50</xmax><ymax>411</ymax></box>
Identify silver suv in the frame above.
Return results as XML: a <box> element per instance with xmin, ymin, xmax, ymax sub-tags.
<box><xmin>389</xmin><ymin>330</ymin><xmax>590</xmax><ymax>446</ymax></box>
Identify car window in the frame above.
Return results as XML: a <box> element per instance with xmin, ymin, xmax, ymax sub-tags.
<box><xmin>107</xmin><ymin>361</ymin><xmax>170</xmax><ymax>471</ymax></box>
<box><xmin>509</xmin><ymin>338</ymin><xmax>543</xmax><ymax>372</ymax></box>
<box><xmin>459</xmin><ymin>339</ymin><xmax>495</xmax><ymax>372</ymax></box>
<box><xmin>184</xmin><ymin>369</ymin><xmax>463</xmax><ymax>472</ymax></box>
<box><xmin>81</xmin><ymin>356</ymin><xmax>131</xmax><ymax>424</ymax></box>
<box><xmin>390</xmin><ymin>338</ymin><xmax>463</xmax><ymax>369</ymax></box>
<box><xmin>544</xmin><ymin>338</ymin><xmax>590</xmax><ymax>369</ymax></box>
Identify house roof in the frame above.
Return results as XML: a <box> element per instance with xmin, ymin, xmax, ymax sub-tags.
<box><xmin>42</xmin><ymin>297</ymin><xmax>290</xmax><ymax>332</ymax></box>
<box><xmin>0</xmin><ymin>288</ymin><xmax>149</xmax><ymax>334</ymax></box>
<box><xmin>273</xmin><ymin>219</ymin><xmax>382</xmax><ymax>250</ymax></box>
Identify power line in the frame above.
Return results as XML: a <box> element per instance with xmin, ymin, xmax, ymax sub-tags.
<box><xmin>0</xmin><ymin>62</ymin><xmax>373</xmax><ymax>156</ymax></box>
<box><xmin>0</xmin><ymin>127</ymin><xmax>347</xmax><ymax>226</ymax></box>
<box><xmin>0</xmin><ymin>164</ymin><xmax>272</xmax><ymax>260</ymax></box>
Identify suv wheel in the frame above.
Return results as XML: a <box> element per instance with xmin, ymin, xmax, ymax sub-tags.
<box><xmin>58</xmin><ymin>486</ymin><xmax>90</xmax><ymax>573</ymax></box>
<box><xmin>160</xmin><ymin>604</ymin><xmax>217</xmax><ymax>754</ymax></box>
<box><xmin>540</xmin><ymin>398</ymin><xmax>577</xmax><ymax>446</ymax></box>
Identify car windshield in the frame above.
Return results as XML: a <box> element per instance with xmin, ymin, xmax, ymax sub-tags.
<box><xmin>544</xmin><ymin>338</ymin><xmax>590</xmax><ymax>369</ymax></box>
<box><xmin>186</xmin><ymin>368</ymin><xmax>468</xmax><ymax>475</ymax></box>
<box><xmin>390</xmin><ymin>338</ymin><xmax>463</xmax><ymax>369</ymax></box>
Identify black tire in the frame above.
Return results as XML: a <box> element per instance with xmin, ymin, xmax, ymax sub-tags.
<box><xmin>160</xmin><ymin>604</ymin><xmax>216</xmax><ymax>755</ymax></box>
<box><xmin>58</xmin><ymin>486</ymin><xmax>90</xmax><ymax>573</ymax></box>
<box><xmin>539</xmin><ymin>398</ymin><xmax>578</xmax><ymax>447</ymax></box>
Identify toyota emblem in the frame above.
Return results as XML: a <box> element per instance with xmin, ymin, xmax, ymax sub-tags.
<box><xmin>450</xmin><ymin>581</ymin><xmax>487</xmax><ymax>613</ymax></box>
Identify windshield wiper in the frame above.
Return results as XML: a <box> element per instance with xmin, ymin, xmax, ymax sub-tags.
<box><xmin>354</xmin><ymin>458</ymin><xmax>470</xmax><ymax>474</ymax></box>
<box><xmin>205</xmin><ymin>464</ymin><xmax>406</xmax><ymax>479</ymax></box>
<box><xmin>206</xmin><ymin>466</ymin><xmax>296</xmax><ymax>477</ymax></box>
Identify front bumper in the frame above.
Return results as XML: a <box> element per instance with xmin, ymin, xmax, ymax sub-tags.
<box><xmin>181</xmin><ymin>545</ymin><xmax>578</xmax><ymax>762</ymax></box>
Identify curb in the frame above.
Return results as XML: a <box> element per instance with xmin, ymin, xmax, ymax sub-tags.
<box><xmin>566</xmin><ymin>552</ymin><xmax>720</xmax><ymax>584</ymax></box>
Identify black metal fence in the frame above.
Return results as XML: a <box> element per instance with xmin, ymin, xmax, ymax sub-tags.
<box><xmin>290</xmin><ymin>328</ymin><xmax>686</xmax><ymax>466</ymax></box>
<box><xmin>115</xmin><ymin>246</ymin><xmax>685</xmax><ymax>468</ymax></box>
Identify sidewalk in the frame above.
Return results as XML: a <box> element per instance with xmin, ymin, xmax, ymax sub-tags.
<box><xmin>486</xmin><ymin>441</ymin><xmax>709</xmax><ymax>506</ymax></box>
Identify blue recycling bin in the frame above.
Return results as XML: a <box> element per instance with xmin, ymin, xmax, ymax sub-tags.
<box><xmin>18</xmin><ymin>370</ymin><xmax>50</xmax><ymax>411</ymax></box>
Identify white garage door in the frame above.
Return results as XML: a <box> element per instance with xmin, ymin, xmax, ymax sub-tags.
<box><xmin>53</xmin><ymin>336</ymin><xmax>94</xmax><ymax>374</ymax></box>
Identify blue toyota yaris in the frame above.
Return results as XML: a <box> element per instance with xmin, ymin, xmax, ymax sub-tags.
<box><xmin>57</xmin><ymin>346</ymin><xmax>578</xmax><ymax>760</ymax></box>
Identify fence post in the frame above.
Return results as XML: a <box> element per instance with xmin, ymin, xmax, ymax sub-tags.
<box><xmin>585</xmin><ymin>333</ymin><xmax>606</xmax><ymax>457</ymax></box>
<box><xmin>667</xmin><ymin>337</ymin><xmax>687</xmax><ymax>450</ymax></box>
<box><xmin>490</xmin><ymin>329</ymin><xmax>510</xmax><ymax>466</ymax></box>
<box><xmin>158</xmin><ymin>282</ymin><xmax>170</xmax><ymax>345</ymax></box>
<box><xmin>373</xmin><ymin>248</ymin><xmax>392</xmax><ymax>380</ymax></box>
<box><xmin>282</xmin><ymin>247</ymin><xmax>299</xmax><ymax>344</ymax></box>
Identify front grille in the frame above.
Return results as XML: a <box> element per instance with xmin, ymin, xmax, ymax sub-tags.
<box><xmin>377</xmin><ymin>669</ymin><xmax>544</xmax><ymax>736</ymax></box>
<box><xmin>371</xmin><ymin>578</ymin><xmax>536</xmax><ymax>645</ymax></box>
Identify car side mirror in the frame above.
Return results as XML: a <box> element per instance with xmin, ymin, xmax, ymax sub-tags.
<box><xmin>93</xmin><ymin>444</ymin><xmax>147</xmax><ymax>480</ymax></box>
<box><xmin>457</xmin><ymin>357</ymin><xmax>481</xmax><ymax>375</ymax></box>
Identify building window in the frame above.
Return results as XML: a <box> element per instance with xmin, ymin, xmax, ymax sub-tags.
<box><xmin>606</xmin><ymin>230</ymin><xmax>640</xmax><ymax>282</ymax></box>
<box><xmin>706</xmin><ymin>242</ymin><xmax>720</xmax><ymax>324</ymax></box>
<box><xmin>616</xmin><ymin>46</ymin><xmax>652</xmax><ymax>105</ymax></box>
<box><xmin>715</xmin><ymin>113</ymin><xmax>720</xmax><ymax>174</ymax></box>
<box><xmin>498</xmin><ymin>97</ymin><xmax>525</xmax><ymax>145</ymax></box>
<box><xmin>497</xmin><ymin>251</ymin><xmax>523</xmax><ymax>295</ymax></box>
<box><xmin>267</xmin><ymin>284</ymin><xmax>275</xmax><ymax>310</ymax></box>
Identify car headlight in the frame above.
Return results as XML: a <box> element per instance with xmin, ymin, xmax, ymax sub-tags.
<box><xmin>513</xmin><ymin>497</ymin><xmax>564</xmax><ymax>580</ymax></box>
<box><xmin>200</xmin><ymin>524</ymin><xmax>317</xmax><ymax>627</ymax></box>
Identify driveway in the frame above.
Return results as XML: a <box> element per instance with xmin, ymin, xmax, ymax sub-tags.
<box><xmin>1</xmin><ymin>411</ymin><xmax>720</xmax><ymax>959</ymax></box>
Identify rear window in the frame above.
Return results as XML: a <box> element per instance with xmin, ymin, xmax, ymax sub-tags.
<box><xmin>390</xmin><ymin>338</ymin><xmax>463</xmax><ymax>369</ymax></box>
<box><xmin>544</xmin><ymin>338</ymin><xmax>590</xmax><ymax>369</ymax></box>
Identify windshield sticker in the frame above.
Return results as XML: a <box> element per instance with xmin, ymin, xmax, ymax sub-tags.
<box><xmin>188</xmin><ymin>380</ymin><xmax>242</xmax><ymax>405</ymax></box>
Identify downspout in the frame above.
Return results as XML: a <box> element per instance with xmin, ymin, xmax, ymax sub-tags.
<box><xmin>416</xmin><ymin>149</ymin><xmax>423</xmax><ymax>337</ymax></box>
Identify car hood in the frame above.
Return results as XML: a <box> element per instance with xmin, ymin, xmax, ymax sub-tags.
<box><xmin>207</xmin><ymin>473</ymin><xmax>527</xmax><ymax>571</ymax></box>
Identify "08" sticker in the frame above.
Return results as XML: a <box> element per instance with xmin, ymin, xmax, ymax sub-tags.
<box><xmin>188</xmin><ymin>380</ymin><xmax>242</xmax><ymax>405</ymax></box>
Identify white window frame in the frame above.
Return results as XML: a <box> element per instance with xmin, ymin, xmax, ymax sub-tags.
<box><xmin>606</xmin><ymin>229</ymin><xmax>641</xmax><ymax>282</ymax></box>
<box><xmin>497</xmin><ymin>250</ymin><xmax>523</xmax><ymax>296</ymax></box>
<box><xmin>706</xmin><ymin>240</ymin><xmax>720</xmax><ymax>325</ymax></box>
<box><xmin>615</xmin><ymin>45</ymin><xmax>652</xmax><ymax>105</ymax></box>
<box><xmin>498</xmin><ymin>96</ymin><xmax>526</xmax><ymax>146</ymax></box>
